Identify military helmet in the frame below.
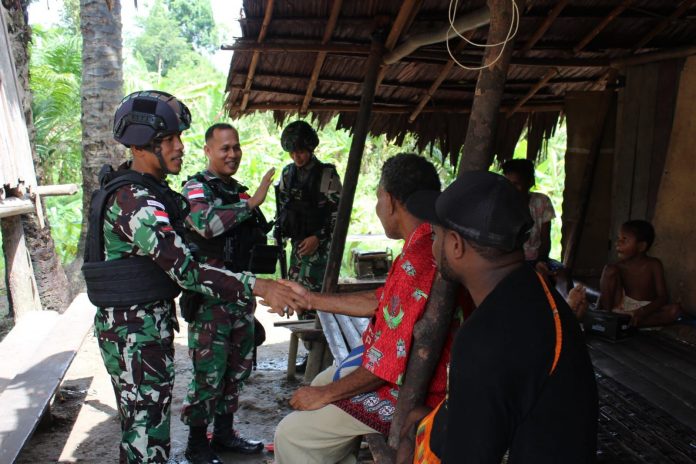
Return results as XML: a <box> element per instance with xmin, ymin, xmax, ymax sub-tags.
<box><xmin>113</xmin><ymin>90</ymin><xmax>192</xmax><ymax>147</ymax></box>
<box><xmin>280</xmin><ymin>120</ymin><xmax>319</xmax><ymax>153</ymax></box>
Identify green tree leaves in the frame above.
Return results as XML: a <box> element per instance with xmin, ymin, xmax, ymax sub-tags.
<box><xmin>30</xmin><ymin>26</ymin><xmax>82</xmax><ymax>185</ymax></box>
<box><xmin>163</xmin><ymin>0</ymin><xmax>218</xmax><ymax>52</ymax></box>
<box><xmin>134</xmin><ymin>0</ymin><xmax>191</xmax><ymax>76</ymax></box>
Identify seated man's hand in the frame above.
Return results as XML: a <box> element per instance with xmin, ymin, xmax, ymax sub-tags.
<box><xmin>297</xmin><ymin>235</ymin><xmax>320</xmax><ymax>257</ymax></box>
<box><xmin>278</xmin><ymin>279</ymin><xmax>312</xmax><ymax>313</ymax></box>
<box><xmin>289</xmin><ymin>386</ymin><xmax>330</xmax><ymax>411</ymax></box>
<box><xmin>254</xmin><ymin>278</ymin><xmax>305</xmax><ymax>317</ymax></box>
<box><xmin>567</xmin><ymin>284</ymin><xmax>588</xmax><ymax>320</ymax></box>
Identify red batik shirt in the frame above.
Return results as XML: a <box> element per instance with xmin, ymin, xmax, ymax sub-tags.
<box><xmin>333</xmin><ymin>223</ymin><xmax>473</xmax><ymax>435</ymax></box>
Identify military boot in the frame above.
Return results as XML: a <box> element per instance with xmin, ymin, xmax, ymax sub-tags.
<box><xmin>185</xmin><ymin>425</ymin><xmax>224</xmax><ymax>464</ymax></box>
<box><xmin>210</xmin><ymin>413</ymin><xmax>264</xmax><ymax>455</ymax></box>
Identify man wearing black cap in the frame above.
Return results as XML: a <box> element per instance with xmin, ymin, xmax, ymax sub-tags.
<box><xmin>406</xmin><ymin>171</ymin><xmax>597</xmax><ymax>463</ymax></box>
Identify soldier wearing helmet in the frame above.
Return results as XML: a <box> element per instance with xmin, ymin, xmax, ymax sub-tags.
<box><xmin>277</xmin><ymin>121</ymin><xmax>342</xmax><ymax>299</ymax></box>
<box><xmin>82</xmin><ymin>91</ymin><xmax>304</xmax><ymax>464</ymax></box>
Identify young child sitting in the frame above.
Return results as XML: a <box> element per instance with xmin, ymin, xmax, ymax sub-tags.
<box><xmin>598</xmin><ymin>220</ymin><xmax>680</xmax><ymax>327</ymax></box>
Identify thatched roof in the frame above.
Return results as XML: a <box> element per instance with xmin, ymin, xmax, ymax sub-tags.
<box><xmin>224</xmin><ymin>0</ymin><xmax>696</xmax><ymax>164</ymax></box>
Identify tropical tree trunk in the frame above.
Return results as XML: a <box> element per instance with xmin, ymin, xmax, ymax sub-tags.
<box><xmin>70</xmin><ymin>0</ymin><xmax>125</xmax><ymax>289</ymax></box>
<box><xmin>3</xmin><ymin>0</ymin><xmax>72</xmax><ymax>312</ymax></box>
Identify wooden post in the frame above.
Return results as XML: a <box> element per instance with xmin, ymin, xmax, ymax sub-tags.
<box><xmin>389</xmin><ymin>277</ymin><xmax>457</xmax><ymax>452</ymax></box>
<box><xmin>1</xmin><ymin>216</ymin><xmax>42</xmax><ymax>319</ymax></box>
<box><xmin>458</xmin><ymin>0</ymin><xmax>518</xmax><ymax>172</ymax></box>
<box><xmin>563</xmin><ymin>91</ymin><xmax>614</xmax><ymax>271</ymax></box>
<box><xmin>321</xmin><ymin>30</ymin><xmax>386</xmax><ymax>293</ymax></box>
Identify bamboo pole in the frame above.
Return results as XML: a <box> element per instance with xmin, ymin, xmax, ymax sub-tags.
<box><xmin>240</xmin><ymin>0</ymin><xmax>274</xmax><ymax>111</ymax></box>
<box><xmin>35</xmin><ymin>184</ymin><xmax>79</xmax><ymax>196</ymax></box>
<box><xmin>321</xmin><ymin>31</ymin><xmax>386</xmax><ymax>294</ymax></box>
<box><xmin>300</xmin><ymin>0</ymin><xmax>344</xmax><ymax>114</ymax></box>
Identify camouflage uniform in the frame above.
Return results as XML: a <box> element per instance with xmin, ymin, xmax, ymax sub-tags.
<box><xmin>95</xmin><ymin>175</ymin><xmax>255</xmax><ymax>464</ymax></box>
<box><xmin>179</xmin><ymin>170</ymin><xmax>256</xmax><ymax>427</ymax></box>
<box><xmin>278</xmin><ymin>157</ymin><xmax>342</xmax><ymax>292</ymax></box>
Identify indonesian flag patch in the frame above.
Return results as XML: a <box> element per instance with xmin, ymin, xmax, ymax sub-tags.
<box><xmin>154</xmin><ymin>210</ymin><xmax>170</xmax><ymax>224</ymax></box>
<box><xmin>187</xmin><ymin>188</ymin><xmax>205</xmax><ymax>200</ymax></box>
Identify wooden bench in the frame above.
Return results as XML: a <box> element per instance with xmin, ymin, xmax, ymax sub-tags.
<box><xmin>0</xmin><ymin>293</ymin><xmax>95</xmax><ymax>463</ymax></box>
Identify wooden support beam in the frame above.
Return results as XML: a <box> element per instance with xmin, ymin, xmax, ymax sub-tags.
<box><xmin>506</xmin><ymin>68</ymin><xmax>559</xmax><ymax>117</ymax></box>
<box><xmin>510</xmin><ymin>0</ymin><xmax>630</xmax><ymax>118</ymax></box>
<box><xmin>521</xmin><ymin>0</ymin><xmax>570</xmax><ymax>54</ymax></box>
<box><xmin>321</xmin><ymin>31</ymin><xmax>386</xmax><ymax>294</ymax></box>
<box><xmin>0</xmin><ymin>197</ymin><xmax>34</xmax><ymax>219</ymax></box>
<box><xmin>573</xmin><ymin>0</ymin><xmax>635</xmax><ymax>54</ymax></box>
<box><xmin>633</xmin><ymin>0</ymin><xmax>696</xmax><ymax>51</ymax></box>
<box><xmin>388</xmin><ymin>277</ymin><xmax>457</xmax><ymax>456</ymax></box>
<box><xmin>300</xmin><ymin>0</ymin><xmax>344</xmax><ymax>114</ymax></box>
<box><xmin>409</xmin><ymin>39</ymin><xmax>469</xmax><ymax>123</ymax></box>
<box><xmin>240</xmin><ymin>0</ymin><xmax>274</xmax><ymax>111</ymax></box>
<box><xmin>222</xmin><ymin>41</ymin><xmax>370</xmax><ymax>54</ymax></box>
<box><xmin>385</xmin><ymin>0</ymin><xmax>422</xmax><ymax>51</ymax></box>
<box><xmin>374</xmin><ymin>0</ymin><xmax>423</xmax><ymax>93</ymax></box>
<box><xmin>35</xmin><ymin>184</ymin><xmax>79</xmax><ymax>197</ymax></box>
<box><xmin>611</xmin><ymin>45</ymin><xmax>696</xmax><ymax>68</ymax></box>
<box><xmin>236</xmin><ymin>71</ymin><xmax>603</xmax><ymax>92</ymax></box>
<box><xmin>224</xmin><ymin>41</ymin><xmax>612</xmax><ymax>67</ymax></box>
<box><xmin>230</xmin><ymin>102</ymin><xmax>564</xmax><ymax>114</ymax></box>
<box><xmin>1</xmin><ymin>215</ymin><xmax>42</xmax><ymax>318</ymax></box>
<box><xmin>563</xmin><ymin>91</ymin><xmax>614</xmax><ymax>271</ymax></box>
<box><xmin>459</xmin><ymin>0</ymin><xmax>518</xmax><ymax>173</ymax></box>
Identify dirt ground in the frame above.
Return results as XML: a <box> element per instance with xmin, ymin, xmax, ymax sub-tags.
<box><xmin>15</xmin><ymin>302</ymin><xmax>309</xmax><ymax>464</ymax></box>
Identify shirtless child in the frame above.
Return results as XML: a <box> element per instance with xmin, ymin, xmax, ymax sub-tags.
<box><xmin>599</xmin><ymin>220</ymin><xmax>680</xmax><ymax>327</ymax></box>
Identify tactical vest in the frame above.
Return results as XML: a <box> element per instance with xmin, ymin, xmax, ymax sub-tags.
<box><xmin>82</xmin><ymin>165</ymin><xmax>187</xmax><ymax>307</ymax></box>
<box><xmin>184</xmin><ymin>173</ymin><xmax>277</xmax><ymax>274</ymax></box>
<box><xmin>279</xmin><ymin>161</ymin><xmax>331</xmax><ymax>242</ymax></box>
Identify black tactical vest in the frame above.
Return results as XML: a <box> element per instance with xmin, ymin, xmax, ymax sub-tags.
<box><xmin>279</xmin><ymin>161</ymin><xmax>330</xmax><ymax>242</ymax></box>
<box><xmin>183</xmin><ymin>173</ymin><xmax>276</xmax><ymax>274</ymax></box>
<box><xmin>82</xmin><ymin>164</ymin><xmax>187</xmax><ymax>307</ymax></box>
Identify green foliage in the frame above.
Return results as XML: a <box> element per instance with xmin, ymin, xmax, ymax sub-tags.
<box><xmin>30</xmin><ymin>25</ymin><xmax>82</xmax><ymax>185</ymax></box>
<box><xmin>163</xmin><ymin>0</ymin><xmax>218</xmax><ymax>52</ymax></box>
<box><xmin>45</xmin><ymin>193</ymin><xmax>84</xmax><ymax>263</ymax></box>
<box><xmin>60</xmin><ymin>0</ymin><xmax>80</xmax><ymax>33</ymax></box>
<box><xmin>134</xmin><ymin>0</ymin><xmax>193</xmax><ymax>76</ymax></box>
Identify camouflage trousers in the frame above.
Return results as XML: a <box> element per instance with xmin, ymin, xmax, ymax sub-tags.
<box><xmin>181</xmin><ymin>297</ymin><xmax>255</xmax><ymax>427</ymax></box>
<box><xmin>288</xmin><ymin>243</ymin><xmax>330</xmax><ymax>292</ymax></box>
<box><xmin>95</xmin><ymin>303</ymin><xmax>175</xmax><ymax>464</ymax></box>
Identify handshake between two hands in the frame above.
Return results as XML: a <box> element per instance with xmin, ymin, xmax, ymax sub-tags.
<box><xmin>257</xmin><ymin>279</ymin><xmax>313</xmax><ymax>318</ymax></box>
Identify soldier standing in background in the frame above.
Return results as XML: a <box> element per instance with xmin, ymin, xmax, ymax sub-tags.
<box><xmin>82</xmin><ymin>91</ymin><xmax>302</xmax><ymax>464</ymax></box>
<box><xmin>277</xmin><ymin>121</ymin><xmax>342</xmax><ymax>300</ymax></box>
<box><xmin>180</xmin><ymin>123</ymin><xmax>274</xmax><ymax>463</ymax></box>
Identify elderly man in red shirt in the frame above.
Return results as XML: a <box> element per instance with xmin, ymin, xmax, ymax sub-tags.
<box><xmin>274</xmin><ymin>154</ymin><xmax>474</xmax><ymax>464</ymax></box>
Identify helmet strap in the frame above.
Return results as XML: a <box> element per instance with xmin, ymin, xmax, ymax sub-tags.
<box><xmin>152</xmin><ymin>142</ymin><xmax>171</xmax><ymax>176</ymax></box>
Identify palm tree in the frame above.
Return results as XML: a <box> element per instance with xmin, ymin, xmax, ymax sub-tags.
<box><xmin>2</xmin><ymin>0</ymin><xmax>72</xmax><ymax>313</ymax></box>
<box><xmin>73</xmin><ymin>0</ymin><xmax>126</xmax><ymax>284</ymax></box>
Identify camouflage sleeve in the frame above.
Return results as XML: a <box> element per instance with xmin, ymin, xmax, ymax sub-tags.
<box><xmin>108</xmin><ymin>185</ymin><xmax>255</xmax><ymax>306</ymax></box>
<box><xmin>315</xmin><ymin>166</ymin><xmax>342</xmax><ymax>241</ymax></box>
<box><xmin>182</xmin><ymin>178</ymin><xmax>252</xmax><ymax>239</ymax></box>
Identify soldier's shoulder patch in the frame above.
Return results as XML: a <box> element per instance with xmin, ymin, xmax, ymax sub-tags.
<box><xmin>153</xmin><ymin>210</ymin><xmax>170</xmax><ymax>224</ymax></box>
<box><xmin>186</xmin><ymin>187</ymin><xmax>205</xmax><ymax>200</ymax></box>
<box><xmin>146</xmin><ymin>199</ymin><xmax>165</xmax><ymax>210</ymax></box>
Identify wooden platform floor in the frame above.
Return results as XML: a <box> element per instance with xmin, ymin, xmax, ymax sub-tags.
<box><xmin>589</xmin><ymin>326</ymin><xmax>696</xmax><ymax>463</ymax></box>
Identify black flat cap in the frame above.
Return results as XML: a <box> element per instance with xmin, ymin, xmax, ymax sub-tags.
<box><xmin>407</xmin><ymin>170</ymin><xmax>533</xmax><ymax>252</ymax></box>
